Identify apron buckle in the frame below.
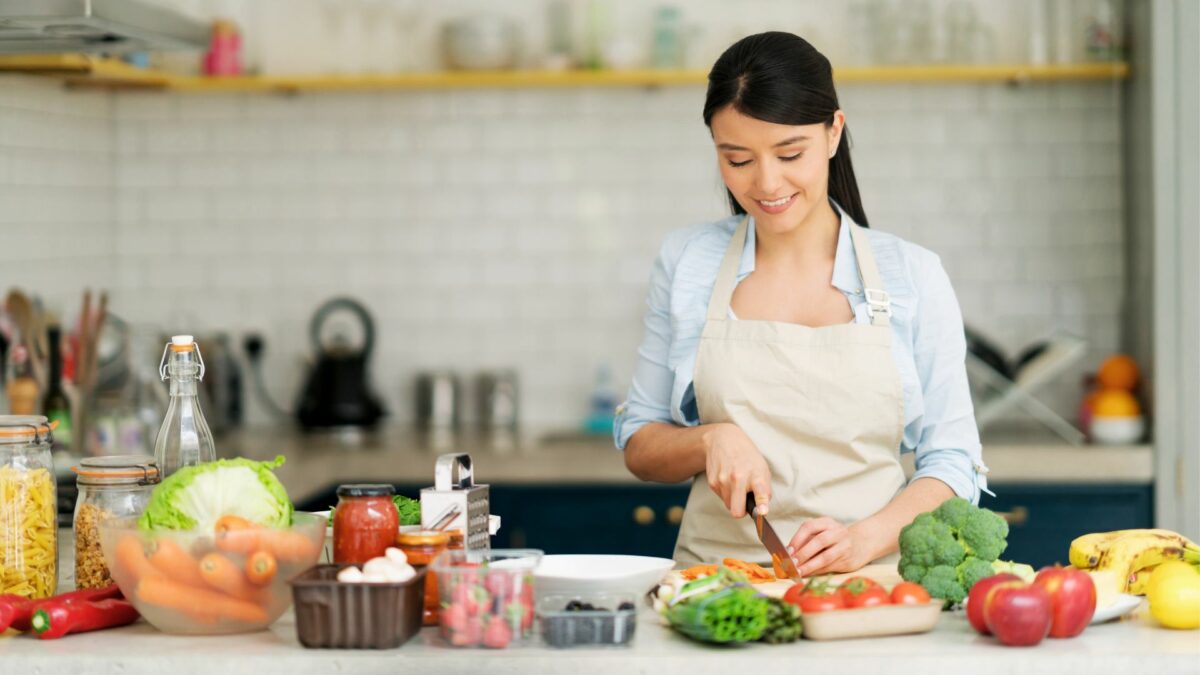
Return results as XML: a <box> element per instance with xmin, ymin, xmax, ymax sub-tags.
<box><xmin>865</xmin><ymin>288</ymin><xmax>892</xmax><ymax>318</ymax></box>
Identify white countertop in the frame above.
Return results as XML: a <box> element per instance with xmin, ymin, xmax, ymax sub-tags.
<box><xmin>2</xmin><ymin>601</ymin><xmax>1196</xmax><ymax>674</ymax></box>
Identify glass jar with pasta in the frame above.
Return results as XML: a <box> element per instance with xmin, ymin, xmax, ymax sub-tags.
<box><xmin>0</xmin><ymin>415</ymin><xmax>58</xmax><ymax>599</ymax></box>
<box><xmin>72</xmin><ymin>455</ymin><xmax>160</xmax><ymax>590</ymax></box>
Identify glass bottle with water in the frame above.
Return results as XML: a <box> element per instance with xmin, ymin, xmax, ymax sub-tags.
<box><xmin>154</xmin><ymin>335</ymin><xmax>215</xmax><ymax>476</ymax></box>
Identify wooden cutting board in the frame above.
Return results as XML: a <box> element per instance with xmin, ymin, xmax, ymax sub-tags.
<box><xmin>668</xmin><ymin>563</ymin><xmax>903</xmax><ymax>600</ymax></box>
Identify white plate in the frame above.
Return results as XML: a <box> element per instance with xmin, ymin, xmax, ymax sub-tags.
<box><xmin>534</xmin><ymin>554</ymin><xmax>675</xmax><ymax>600</ymax></box>
<box><xmin>1091</xmin><ymin>593</ymin><xmax>1142</xmax><ymax>624</ymax></box>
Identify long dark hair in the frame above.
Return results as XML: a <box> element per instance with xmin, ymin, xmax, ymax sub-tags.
<box><xmin>703</xmin><ymin>32</ymin><xmax>869</xmax><ymax>228</ymax></box>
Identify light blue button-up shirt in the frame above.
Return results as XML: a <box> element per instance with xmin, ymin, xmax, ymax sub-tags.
<box><xmin>614</xmin><ymin>205</ymin><xmax>988</xmax><ymax>504</ymax></box>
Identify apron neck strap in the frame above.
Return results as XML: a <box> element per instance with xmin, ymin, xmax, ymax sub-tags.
<box><xmin>704</xmin><ymin>215</ymin><xmax>892</xmax><ymax>327</ymax></box>
<box><xmin>847</xmin><ymin>223</ymin><xmax>891</xmax><ymax>327</ymax></box>
<box><xmin>706</xmin><ymin>217</ymin><xmax>750</xmax><ymax>320</ymax></box>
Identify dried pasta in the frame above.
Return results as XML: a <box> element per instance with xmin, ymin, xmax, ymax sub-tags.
<box><xmin>0</xmin><ymin>466</ymin><xmax>57</xmax><ymax>598</ymax></box>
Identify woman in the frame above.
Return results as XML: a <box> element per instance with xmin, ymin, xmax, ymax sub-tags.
<box><xmin>615</xmin><ymin>32</ymin><xmax>987</xmax><ymax>575</ymax></box>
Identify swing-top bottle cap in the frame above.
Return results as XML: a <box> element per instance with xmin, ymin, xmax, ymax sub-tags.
<box><xmin>169</xmin><ymin>335</ymin><xmax>195</xmax><ymax>352</ymax></box>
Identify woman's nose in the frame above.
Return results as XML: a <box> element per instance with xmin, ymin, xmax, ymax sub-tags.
<box><xmin>754</xmin><ymin>161</ymin><xmax>784</xmax><ymax>195</ymax></box>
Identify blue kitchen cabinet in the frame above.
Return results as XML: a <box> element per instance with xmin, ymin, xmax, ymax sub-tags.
<box><xmin>488</xmin><ymin>484</ymin><xmax>691</xmax><ymax>558</ymax></box>
<box><xmin>981</xmin><ymin>483</ymin><xmax>1153</xmax><ymax>569</ymax></box>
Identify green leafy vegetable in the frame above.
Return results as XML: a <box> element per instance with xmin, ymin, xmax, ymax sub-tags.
<box><xmin>898</xmin><ymin>497</ymin><xmax>1011</xmax><ymax>607</ymax></box>
<box><xmin>138</xmin><ymin>456</ymin><xmax>293</xmax><ymax>531</ymax></box>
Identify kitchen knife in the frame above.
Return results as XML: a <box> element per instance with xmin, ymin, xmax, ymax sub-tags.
<box><xmin>747</xmin><ymin>493</ymin><xmax>803</xmax><ymax>582</ymax></box>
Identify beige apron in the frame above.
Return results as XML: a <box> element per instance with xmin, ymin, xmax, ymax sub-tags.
<box><xmin>673</xmin><ymin>216</ymin><xmax>906</xmax><ymax>567</ymax></box>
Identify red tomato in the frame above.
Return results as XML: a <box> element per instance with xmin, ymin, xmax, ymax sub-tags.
<box><xmin>836</xmin><ymin>577</ymin><xmax>881</xmax><ymax>602</ymax></box>
<box><xmin>782</xmin><ymin>583</ymin><xmax>806</xmax><ymax>607</ymax></box>
<box><xmin>890</xmin><ymin>582</ymin><xmax>931</xmax><ymax>605</ymax></box>
<box><xmin>798</xmin><ymin>592</ymin><xmax>846</xmax><ymax>613</ymax></box>
<box><xmin>845</xmin><ymin>586</ymin><xmax>891</xmax><ymax>608</ymax></box>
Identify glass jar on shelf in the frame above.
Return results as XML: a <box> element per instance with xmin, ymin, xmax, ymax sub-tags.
<box><xmin>72</xmin><ymin>455</ymin><xmax>160</xmax><ymax>589</ymax></box>
<box><xmin>0</xmin><ymin>415</ymin><xmax>59</xmax><ymax>599</ymax></box>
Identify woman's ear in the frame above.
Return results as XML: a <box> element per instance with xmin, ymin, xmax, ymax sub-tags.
<box><xmin>828</xmin><ymin>110</ymin><xmax>846</xmax><ymax>158</ymax></box>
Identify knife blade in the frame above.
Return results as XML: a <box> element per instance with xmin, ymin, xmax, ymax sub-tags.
<box><xmin>747</xmin><ymin>493</ymin><xmax>803</xmax><ymax>582</ymax></box>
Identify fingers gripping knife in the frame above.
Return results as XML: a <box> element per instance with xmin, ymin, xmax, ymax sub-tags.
<box><xmin>420</xmin><ymin>454</ymin><xmax>491</xmax><ymax>551</ymax></box>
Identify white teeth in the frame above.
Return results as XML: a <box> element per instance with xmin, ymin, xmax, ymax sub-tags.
<box><xmin>759</xmin><ymin>195</ymin><xmax>792</xmax><ymax>207</ymax></box>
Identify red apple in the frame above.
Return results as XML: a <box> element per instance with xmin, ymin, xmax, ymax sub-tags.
<box><xmin>1033</xmin><ymin>565</ymin><xmax>1097</xmax><ymax>638</ymax></box>
<box><xmin>967</xmin><ymin>573</ymin><xmax>1021</xmax><ymax>635</ymax></box>
<box><xmin>983</xmin><ymin>581</ymin><xmax>1053</xmax><ymax>647</ymax></box>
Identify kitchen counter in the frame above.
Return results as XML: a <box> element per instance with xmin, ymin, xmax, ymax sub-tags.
<box><xmin>214</xmin><ymin>426</ymin><xmax>1155</xmax><ymax>507</ymax></box>
<box><xmin>1</xmin><ymin>600</ymin><xmax>1195</xmax><ymax>674</ymax></box>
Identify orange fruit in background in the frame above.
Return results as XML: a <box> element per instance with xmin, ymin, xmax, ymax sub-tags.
<box><xmin>1092</xmin><ymin>388</ymin><xmax>1141</xmax><ymax>417</ymax></box>
<box><xmin>1097</xmin><ymin>354</ymin><xmax>1139</xmax><ymax>390</ymax></box>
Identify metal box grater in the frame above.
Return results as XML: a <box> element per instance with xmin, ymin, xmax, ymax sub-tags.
<box><xmin>420</xmin><ymin>453</ymin><xmax>490</xmax><ymax>551</ymax></box>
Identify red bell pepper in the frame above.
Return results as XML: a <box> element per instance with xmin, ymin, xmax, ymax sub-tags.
<box><xmin>0</xmin><ymin>584</ymin><xmax>123</xmax><ymax>633</ymax></box>
<box><xmin>30</xmin><ymin>597</ymin><xmax>139</xmax><ymax>640</ymax></box>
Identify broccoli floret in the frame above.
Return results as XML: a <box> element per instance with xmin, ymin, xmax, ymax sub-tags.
<box><xmin>899</xmin><ymin>561</ymin><xmax>928</xmax><ymax>583</ymax></box>
<box><xmin>896</xmin><ymin>498</ymin><xmax>1013</xmax><ymax>607</ymax></box>
<box><xmin>957</xmin><ymin>507</ymin><xmax>1009</xmax><ymax>561</ymax></box>
<box><xmin>920</xmin><ymin>566</ymin><xmax>968</xmax><ymax>607</ymax></box>
<box><xmin>957</xmin><ymin>556</ymin><xmax>997</xmax><ymax>590</ymax></box>
<box><xmin>898</xmin><ymin>515</ymin><xmax>965</xmax><ymax>568</ymax></box>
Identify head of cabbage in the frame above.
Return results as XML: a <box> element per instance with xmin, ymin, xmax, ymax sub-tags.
<box><xmin>138</xmin><ymin>456</ymin><xmax>293</xmax><ymax>531</ymax></box>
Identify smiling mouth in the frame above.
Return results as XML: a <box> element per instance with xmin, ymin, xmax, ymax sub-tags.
<box><xmin>757</xmin><ymin>193</ymin><xmax>797</xmax><ymax>208</ymax></box>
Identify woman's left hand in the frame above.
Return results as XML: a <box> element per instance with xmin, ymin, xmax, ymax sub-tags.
<box><xmin>786</xmin><ymin>518</ymin><xmax>872</xmax><ymax>576</ymax></box>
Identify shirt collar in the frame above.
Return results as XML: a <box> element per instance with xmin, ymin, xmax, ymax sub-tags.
<box><xmin>739</xmin><ymin>201</ymin><xmax>863</xmax><ymax>294</ymax></box>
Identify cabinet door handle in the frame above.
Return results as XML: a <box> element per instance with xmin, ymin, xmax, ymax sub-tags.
<box><xmin>996</xmin><ymin>506</ymin><xmax>1029</xmax><ymax>527</ymax></box>
<box><xmin>633</xmin><ymin>506</ymin><xmax>655</xmax><ymax>526</ymax></box>
<box><xmin>667</xmin><ymin>506</ymin><xmax>684</xmax><ymax>525</ymax></box>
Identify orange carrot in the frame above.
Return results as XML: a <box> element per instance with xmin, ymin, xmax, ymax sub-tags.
<box><xmin>148</xmin><ymin>539</ymin><xmax>206</xmax><ymax>588</ymax></box>
<box><xmin>215</xmin><ymin>528</ymin><xmax>262</xmax><ymax>555</ymax></box>
<box><xmin>198</xmin><ymin>553</ymin><xmax>265</xmax><ymax>602</ymax></box>
<box><xmin>722</xmin><ymin>558</ymin><xmax>774</xmax><ymax>583</ymax></box>
<box><xmin>116</xmin><ymin>535</ymin><xmax>163</xmax><ymax>583</ymax></box>
<box><xmin>680</xmin><ymin>564</ymin><xmax>718</xmax><ymax>581</ymax></box>
<box><xmin>245</xmin><ymin>551</ymin><xmax>277</xmax><ymax>586</ymax></box>
<box><xmin>254</xmin><ymin>529</ymin><xmax>318</xmax><ymax>563</ymax></box>
<box><xmin>137</xmin><ymin>576</ymin><xmax>268</xmax><ymax>625</ymax></box>
<box><xmin>214</xmin><ymin>515</ymin><xmax>255</xmax><ymax>535</ymax></box>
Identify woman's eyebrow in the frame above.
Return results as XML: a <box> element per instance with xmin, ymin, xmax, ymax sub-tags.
<box><xmin>716</xmin><ymin>135</ymin><xmax>811</xmax><ymax>151</ymax></box>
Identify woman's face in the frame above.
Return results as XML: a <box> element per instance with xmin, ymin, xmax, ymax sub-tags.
<box><xmin>710</xmin><ymin>106</ymin><xmax>844</xmax><ymax>234</ymax></box>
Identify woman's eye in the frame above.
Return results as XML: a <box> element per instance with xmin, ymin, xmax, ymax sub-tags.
<box><xmin>780</xmin><ymin>153</ymin><xmax>803</xmax><ymax>162</ymax></box>
<box><xmin>727</xmin><ymin>158</ymin><xmax>752</xmax><ymax>168</ymax></box>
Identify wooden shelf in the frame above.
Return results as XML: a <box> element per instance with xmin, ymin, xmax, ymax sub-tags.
<box><xmin>0</xmin><ymin>55</ymin><xmax>1131</xmax><ymax>93</ymax></box>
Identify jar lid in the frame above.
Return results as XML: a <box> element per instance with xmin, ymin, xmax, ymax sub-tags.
<box><xmin>396</xmin><ymin>530</ymin><xmax>451</xmax><ymax>546</ymax></box>
<box><xmin>73</xmin><ymin>455</ymin><xmax>161</xmax><ymax>486</ymax></box>
<box><xmin>0</xmin><ymin>416</ymin><xmax>54</xmax><ymax>444</ymax></box>
<box><xmin>336</xmin><ymin>483</ymin><xmax>394</xmax><ymax>498</ymax></box>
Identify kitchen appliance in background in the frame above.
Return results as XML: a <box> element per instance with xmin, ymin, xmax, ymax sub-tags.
<box><xmin>415</xmin><ymin>370</ymin><xmax>461</xmax><ymax>431</ymax></box>
<box><xmin>476</xmin><ymin>369</ymin><xmax>518</xmax><ymax>432</ymax></box>
<box><xmin>297</xmin><ymin>297</ymin><xmax>385</xmax><ymax>431</ymax></box>
<box><xmin>420</xmin><ymin>453</ymin><xmax>490</xmax><ymax>552</ymax></box>
<box><xmin>197</xmin><ymin>333</ymin><xmax>243</xmax><ymax>435</ymax></box>
<box><xmin>0</xmin><ymin>0</ymin><xmax>208</xmax><ymax>54</ymax></box>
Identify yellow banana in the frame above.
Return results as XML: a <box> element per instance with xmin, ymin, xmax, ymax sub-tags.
<box><xmin>1069</xmin><ymin>529</ymin><xmax>1198</xmax><ymax>569</ymax></box>
<box><xmin>1093</xmin><ymin>534</ymin><xmax>1200</xmax><ymax>592</ymax></box>
<box><xmin>1126</xmin><ymin>565</ymin><xmax>1158</xmax><ymax>595</ymax></box>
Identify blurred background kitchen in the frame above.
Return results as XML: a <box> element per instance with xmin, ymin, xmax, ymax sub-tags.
<box><xmin>0</xmin><ymin>0</ymin><xmax>1196</xmax><ymax>560</ymax></box>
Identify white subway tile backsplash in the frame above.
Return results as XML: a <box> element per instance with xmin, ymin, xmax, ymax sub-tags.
<box><xmin>0</xmin><ymin>68</ymin><xmax>1129</xmax><ymax>426</ymax></box>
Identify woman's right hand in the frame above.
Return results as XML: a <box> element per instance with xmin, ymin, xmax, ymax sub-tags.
<box><xmin>702</xmin><ymin>423</ymin><xmax>772</xmax><ymax>518</ymax></box>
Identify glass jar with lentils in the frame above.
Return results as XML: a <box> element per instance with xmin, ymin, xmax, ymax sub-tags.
<box><xmin>72</xmin><ymin>456</ymin><xmax>159</xmax><ymax>589</ymax></box>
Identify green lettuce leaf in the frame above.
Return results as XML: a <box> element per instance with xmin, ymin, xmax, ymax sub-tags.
<box><xmin>138</xmin><ymin>455</ymin><xmax>293</xmax><ymax>531</ymax></box>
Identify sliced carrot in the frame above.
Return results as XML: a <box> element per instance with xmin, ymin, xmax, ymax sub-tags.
<box><xmin>116</xmin><ymin>535</ymin><xmax>163</xmax><ymax>583</ymax></box>
<box><xmin>245</xmin><ymin>551</ymin><xmax>278</xmax><ymax>586</ymax></box>
<box><xmin>679</xmin><ymin>564</ymin><xmax>718</xmax><ymax>581</ymax></box>
<box><xmin>148</xmin><ymin>539</ymin><xmax>206</xmax><ymax>588</ymax></box>
<box><xmin>137</xmin><ymin>576</ymin><xmax>268</xmax><ymax>625</ymax></box>
<box><xmin>199</xmin><ymin>553</ymin><xmax>265</xmax><ymax>603</ymax></box>
<box><xmin>723</xmin><ymin>558</ymin><xmax>774</xmax><ymax>582</ymax></box>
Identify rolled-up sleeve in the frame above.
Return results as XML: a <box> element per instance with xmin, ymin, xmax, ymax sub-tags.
<box><xmin>908</xmin><ymin>253</ymin><xmax>987</xmax><ymax>503</ymax></box>
<box><xmin>614</xmin><ymin>237</ymin><xmax>680</xmax><ymax>450</ymax></box>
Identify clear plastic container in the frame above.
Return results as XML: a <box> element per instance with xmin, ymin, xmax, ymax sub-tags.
<box><xmin>538</xmin><ymin>592</ymin><xmax>638</xmax><ymax>648</ymax></box>
<box><xmin>0</xmin><ymin>415</ymin><xmax>58</xmax><ymax>598</ymax></box>
<box><xmin>431</xmin><ymin>548</ymin><xmax>543</xmax><ymax>649</ymax></box>
<box><xmin>72</xmin><ymin>455</ymin><xmax>160</xmax><ymax>589</ymax></box>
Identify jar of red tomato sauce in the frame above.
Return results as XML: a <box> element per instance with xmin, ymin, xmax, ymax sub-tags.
<box><xmin>333</xmin><ymin>484</ymin><xmax>398</xmax><ymax>565</ymax></box>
